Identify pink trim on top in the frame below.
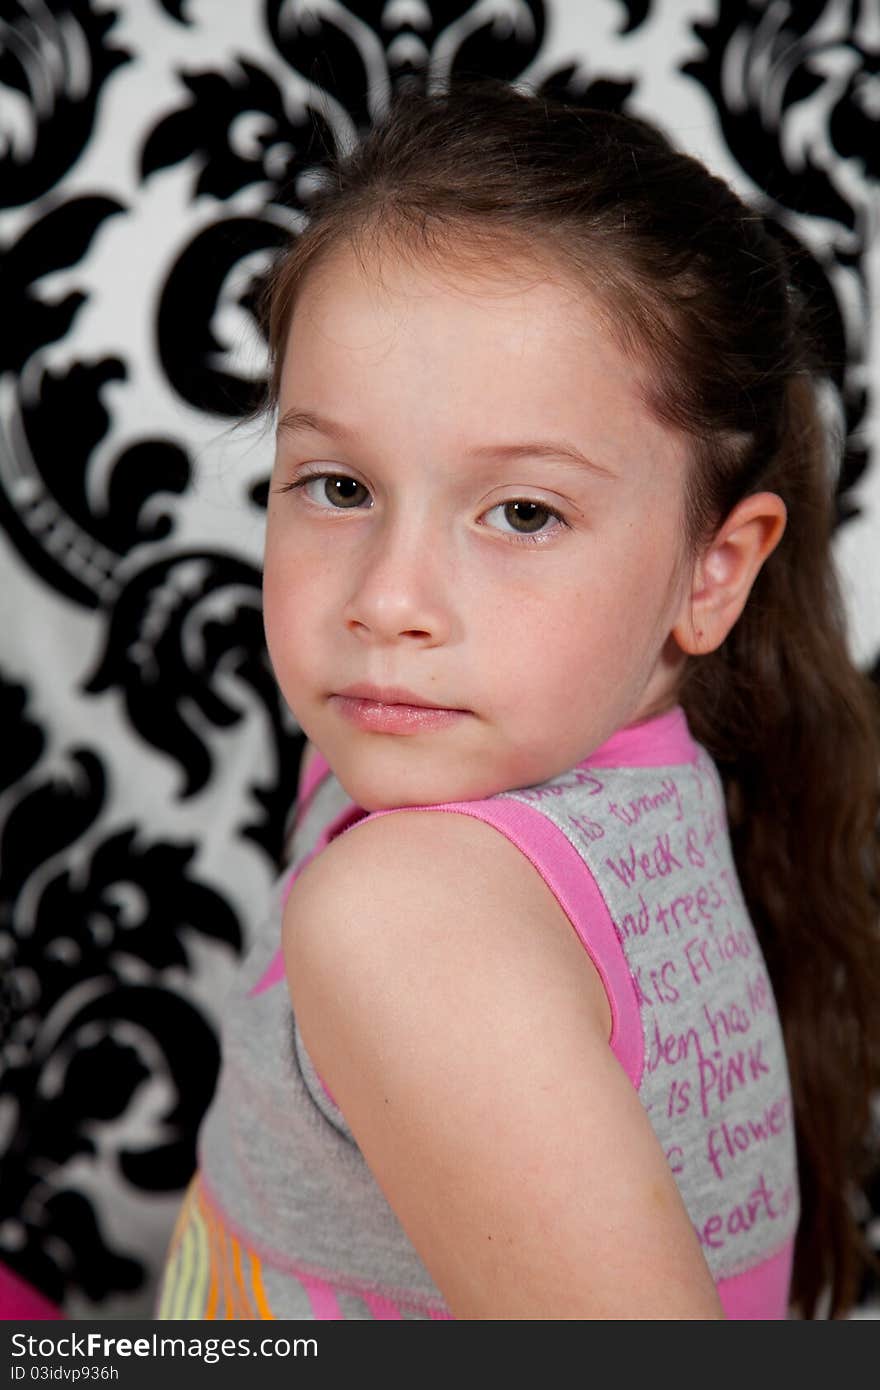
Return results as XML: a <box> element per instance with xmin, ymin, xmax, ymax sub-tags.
<box><xmin>301</xmin><ymin>1276</ymin><xmax>343</xmax><ymax>1319</ymax></box>
<box><xmin>362</xmin><ymin>1292</ymin><xmax>403</xmax><ymax>1319</ymax></box>
<box><xmin>716</xmin><ymin>1240</ymin><xmax>794</xmax><ymax>1320</ymax></box>
<box><xmin>250</xmin><ymin>943</ymin><xmax>289</xmax><ymax>998</ymax></box>
<box><xmin>352</xmin><ymin>798</ymin><xmax>643</xmax><ymax>1090</ymax></box>
<box><xmin>300</xmin><ymin>749</ymin><xmax>332</xmax><ymax>803</ymax></box>
<box><xmin>580</xmin><ymin>706</ymin><xmax>697</xmax><ymax>768</ymax></box>
<box><xmin>250</xmin><ymin>949</ymin><xmax>287</xmax><ymax>998</ymax></box>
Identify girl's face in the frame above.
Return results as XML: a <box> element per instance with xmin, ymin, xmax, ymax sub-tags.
<box><xmin>264</xmin><ymin>242</ymin><xmax>696</xmax><ymax>810</ymax></box>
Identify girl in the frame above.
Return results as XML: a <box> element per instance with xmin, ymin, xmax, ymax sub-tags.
<box><xmin>158</xmin><ymin>79</ymin><xmax>880</xmax><ymax>1320</ymax></box>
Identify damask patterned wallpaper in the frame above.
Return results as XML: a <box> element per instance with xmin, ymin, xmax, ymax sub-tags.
<box><xmin>1</xmin><ymin>0</ymin><xmax>877</xmax><ymax>1319</ymax></box>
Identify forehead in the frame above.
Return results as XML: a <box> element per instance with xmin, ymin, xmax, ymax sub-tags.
<box><xmin>291</xmin><ymin>223</ymin><xmax>627</xmax><ymax>354</ymax></box>
<box><xmin>293</xmin><ymin>233</ymin><xmax>590</xmax><ymax>328</ymax></box>
<box><xmin>281</xmin><ymin>238</ymin><xmax>687</xmax><ymax>488</ymax></box>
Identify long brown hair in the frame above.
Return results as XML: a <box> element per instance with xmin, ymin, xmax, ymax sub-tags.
<box><xmin>263</xmin><ymin>78</ymin><xmax>880</xmax><ymax>1318</ymax></box>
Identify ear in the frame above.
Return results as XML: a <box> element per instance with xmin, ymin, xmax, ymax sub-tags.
<box><xmin>673</xmin><ymin>492</ymin><xmax>787</xmax><ymax>656</ymax></box>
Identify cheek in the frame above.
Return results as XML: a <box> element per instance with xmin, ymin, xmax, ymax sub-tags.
<box><xmin>486</xmin><ymin>603</ymin><xmax>575</xmax><ymax>703</ymax></box>
<box><xmin>263</xmin><ymin>517</ymin><xmax>318</xmax><ymax>610</ymax></box>
<box><xmin>262</xmin><ymin>538</ymin><xmax>310</xmax><ymax>668</ymax></box>
<box><xmin>261</xmin><ymin>544</ymin><xmax>291</xmax><ymax>636</ymax></box>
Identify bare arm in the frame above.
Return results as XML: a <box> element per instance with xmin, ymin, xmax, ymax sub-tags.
<box><xmin>283</xmin><ymin>809</ymin><xmax>723</xmax><ymax>1320</ymax></box>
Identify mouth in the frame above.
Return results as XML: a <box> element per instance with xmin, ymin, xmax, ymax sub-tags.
<box><xmin>332</xmin><ymin>681</ymin><xmax>464</xmax><ymax>706</ymax></box>
<box><xmin>330</xmin><ymin>685</ymin><xmax>469</xmax><ymax>735</ymax></box>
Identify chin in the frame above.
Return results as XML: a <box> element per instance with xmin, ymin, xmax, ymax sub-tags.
<box><xmin>330</xmin><ymin>759</ymin><xmax>466</xmax><ymax>812</ymax></box>
<box><xmin>340</xmin><ymin>778</ymin><xmax>449</xmax><ymax>813</ymax></box>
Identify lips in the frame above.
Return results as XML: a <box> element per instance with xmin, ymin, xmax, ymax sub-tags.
<box><xmin>330</xmin><ymin>685</ymin><xmax>469</xmax><ymax>735</ymax></box>
<box><xmin>334</xmin><ymin>683</ymin><xmax>465</xmax><ymax>712</ymax></box>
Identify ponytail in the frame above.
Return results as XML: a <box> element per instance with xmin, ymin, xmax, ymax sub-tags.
<box><xmin>680</xmin><ymin>376</ymin><xmax>880</xmax><ymax>1316</ymax></box>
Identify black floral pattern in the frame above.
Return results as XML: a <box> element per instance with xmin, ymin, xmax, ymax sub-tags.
<box><xmin>0</xmin><ymin>198</ymin><xmax>124</xmax><ymax>374</ymax></box>
<box><xmin>0</xmin><ymin>676</ymin><xmax>241</xmax><ymax>1307</ymax></box>
<box><xmin>141</xmin><ymin>59</ymin><xmax>336</xmax><ymax>208</ymax></box>
<box><xmin>0</xmin><ymin>1</ymin><xmax>129</xmax><ymax>208</ymax></box>
<box><xmin>683</xmin><ymin>0</ymin><xmax>875</xmax><ymax>521</ymax></box>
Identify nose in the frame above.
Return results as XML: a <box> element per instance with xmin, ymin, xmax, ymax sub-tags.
<box><xmin>343</xmin><ymin>516</ymin><xmax>453</xmax><ymax>646</ymax></box>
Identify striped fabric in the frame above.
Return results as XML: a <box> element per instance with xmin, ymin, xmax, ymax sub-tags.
<box><xmin>157</xmin><ymin>1175</ymin><xmax>451</xmax><ymax>1320</ymax></box>
<box><xmin>157</xmin><ymin>1176</ymin><xmax>273</xmax><ymax>1319</ymax></box>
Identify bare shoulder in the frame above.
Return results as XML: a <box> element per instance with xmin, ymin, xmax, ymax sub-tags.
<box><xmin>284</xmin><ymin>807</ymin><xmax>611</xmax><ymax>1040</ymax></box>
<box><xmin>282</xmin><ymin>808</ymin><xmax>722</xmax><ymax>1319</ymax></box>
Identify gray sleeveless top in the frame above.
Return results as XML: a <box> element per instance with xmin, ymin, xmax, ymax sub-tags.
<box><xmin>157</xmin><ymin>708</ymin><xmax>799</xmax><ymax>1319</ymax></box>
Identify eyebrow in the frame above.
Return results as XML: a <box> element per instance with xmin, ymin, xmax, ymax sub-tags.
<box><xmin>276</xmin><ymin>407</ymin><xmax>616</xmax><ymax>480</ymax></box>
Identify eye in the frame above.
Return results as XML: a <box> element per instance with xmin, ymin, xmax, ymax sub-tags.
<box><xmin>285</xmin><ymin>472</ymin><xmax>372</xmax><ymax>509</ymax></box>
<box><xmin>482</xmin><ymin>499</ymin><xmax>565</xmax><ymax>540</ymax></box>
